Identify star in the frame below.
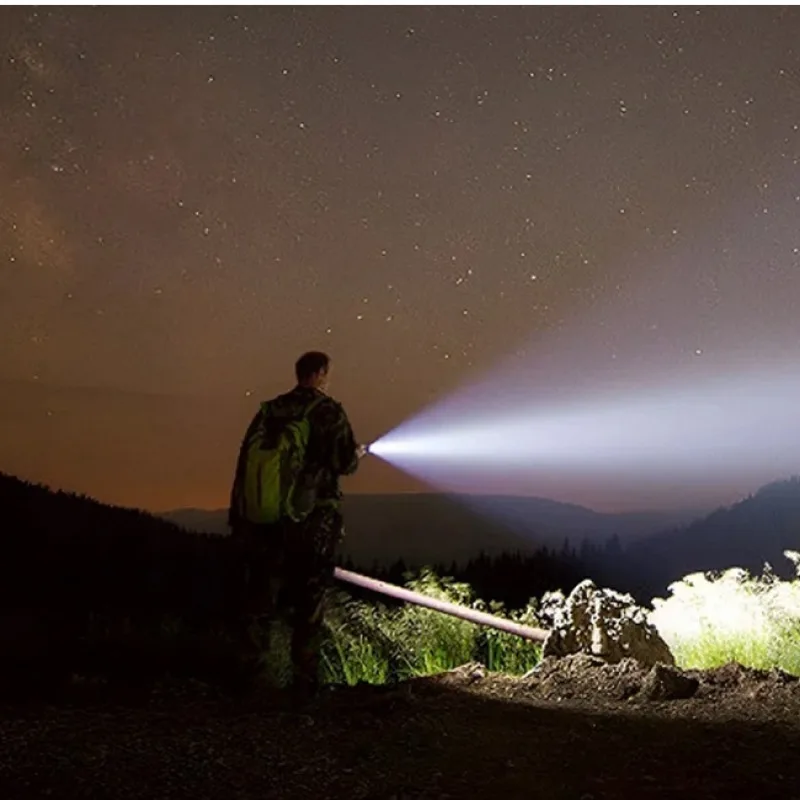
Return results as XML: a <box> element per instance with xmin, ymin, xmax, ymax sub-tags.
<box><xmin>0</xmin><ymin>6</ymin><xmax>797</xmax><ymax>513</ymax></box>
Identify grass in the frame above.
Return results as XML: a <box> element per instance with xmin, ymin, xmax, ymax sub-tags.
<box><xmin>30</xmin><ymin>555</ymin><xmax>800</xmax><ymax>692</ymax></box>
<box><xmin>318</xmin><ymin>568</ymin><xmax>542</xmax><ymax>686</ymax></box>
<box><xmin>316</xmin><ymin>553</ymin><xmax>800</xmax><ymax>687</ymax></box>
<box><xmin>650</xmin><ymin>550</ymin><xmax>800</xmax><ymax>676</ymax></box>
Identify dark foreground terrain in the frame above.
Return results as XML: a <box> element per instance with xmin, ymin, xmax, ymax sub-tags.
<box><xmin>2</xmin><ymin>657</ymin><xmax>799</xmax><ymax>800</ymax></box>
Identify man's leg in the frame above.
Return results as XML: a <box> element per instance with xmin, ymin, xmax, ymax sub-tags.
<box><xmin>287</xmin><ymin>507</ymin><xmax>342</xmax><ymax>698</ymax></box>
<box><xmin>230</xmin><ymin>522</ymin><xmax>284</xmax><ymax>689</ymax></box>
<box><xmin>289</xmin><ymin>571</ymin><xmax>328</xmax><ymax>697</ymax></box>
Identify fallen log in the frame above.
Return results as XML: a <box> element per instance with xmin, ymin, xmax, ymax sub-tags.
<box><xmin>333</xmin><ymin>567</ymin><xmax>549</xmax><ymax>642</ymax></box>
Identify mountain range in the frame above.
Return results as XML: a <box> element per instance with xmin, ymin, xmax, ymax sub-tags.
<box><xmin>621</xmin><ymin>476</ymin><xmax>800</xmax><ymax>595</ymax></box>
<box><xmin>162</xmin><ymin>479</ymin><xmax>800</xmax><ymax>599</ymax></box>
<box><xmin>4</xmin><ymin>470</ymin><xmax>800</xmax><ymax>602</ymax></box>
<box><xmin>161</xmin><ymin>494</ymin><xmax>705</xmax><ymax>568</ymax></box>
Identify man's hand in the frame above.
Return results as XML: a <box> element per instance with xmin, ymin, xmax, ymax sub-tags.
<box><xmin>356</xmin><ymin>443</ymin><xmax>369</xmax><ymax>459</ymax></box>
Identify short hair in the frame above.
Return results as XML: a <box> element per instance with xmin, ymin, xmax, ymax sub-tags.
<box><xmin>295</xmin><ymin>351</ymin><xmax>330</xmax><ymax>383</ymax></box>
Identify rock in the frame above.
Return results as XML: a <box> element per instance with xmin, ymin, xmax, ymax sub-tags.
<box><xmin>450</xmin><ymin>662</ymin><xmax>486</xmax><ymax>684</ymax></box>
<box><xmin>639</xmin><ymin>663</ymin><xmax>698</xmax><ymax>701</ymax></box>
<box><xmin>426</xmin><ymin>662</ymin><xmax>487</xmax><ymax>687</ymax></box>
<box><xmin>539</xmin><ymin>579</ymin><xmax>675</xmax><ymax>668</ymax></box>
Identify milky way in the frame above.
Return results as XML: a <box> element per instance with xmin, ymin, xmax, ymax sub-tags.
<box><xmin>1</xmin><ymin>7</ymin><xmax>799</xmax><ymax>511</ymax></box>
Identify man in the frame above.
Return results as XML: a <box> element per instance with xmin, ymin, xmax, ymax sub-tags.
<box><xmin>227</xmin><ymin>351</ymin><xmax>365</xmax><ymax>699</ymax></box>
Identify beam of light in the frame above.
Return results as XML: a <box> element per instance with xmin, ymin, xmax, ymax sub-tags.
<box><xmin>367</xmin><ymin>363</ymin><xmax>800</xmax><ymax>500</ymax></box>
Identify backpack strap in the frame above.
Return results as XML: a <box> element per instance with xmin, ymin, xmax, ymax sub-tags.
<box><xmin>302</xmin><ymin>393</ymin><xmax>327</xmax><ymax>419</ymax></box>
<box><xmin>294</xmin><ymin>394</ymin><xmax>326</xmax><ymax>458</ymax></box>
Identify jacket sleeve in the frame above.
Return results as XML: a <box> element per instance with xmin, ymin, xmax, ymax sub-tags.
<box><xmin>323</xmin><ymin>401</ymin><xmax>360</xmax><ymax>477</ymax></box>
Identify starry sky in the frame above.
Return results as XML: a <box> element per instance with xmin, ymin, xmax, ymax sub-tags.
<box><xmin>1</xmin><ymin>6</ymin><xmax>799</xmax><ymax>513</ymax></box>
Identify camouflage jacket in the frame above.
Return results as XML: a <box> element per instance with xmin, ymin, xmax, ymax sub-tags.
<box><xmin>228</xmin><ymin>386</ymin><xmax>360</xmax><ymax>527</ymax></box>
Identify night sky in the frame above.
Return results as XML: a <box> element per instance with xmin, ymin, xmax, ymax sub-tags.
<box><xmin>2</xmin><ymin>6</ymin><xmax>799</xmax><ymax>513</ymax></box>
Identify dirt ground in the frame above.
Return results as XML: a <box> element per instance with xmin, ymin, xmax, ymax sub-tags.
<box><xmin>2</xmin><ymin>657</ymin><xmax>800</xmax><ymax>800</ymax></box>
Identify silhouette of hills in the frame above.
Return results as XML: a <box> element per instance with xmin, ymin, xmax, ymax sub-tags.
<box><xmin>616</xmin><ymin>476</ymin><xmax>800</xmax><ymax>598</ymax></box>
<box><xmin>162</xmin><ymin>494</ymin><xmax>704</xmax><ymax>568</ymax></box>
<box><xmin>6</xmin><ymin>466</ymin><xmax>800</xmax><ymax>608</ymax></box>
<box><xmin>0</xmin><ymin>471</ymin><xmax>586</xmax><ymax>623</ymax></box>
<box><xmin>0</xmin><ymin>471</ymin><xmax>229</xmax><ymax>623</ymax></box>
<box><xmin>163</xmin><ymin>479</ymin><xmax>800</xmax><ymax>601</ymax></box>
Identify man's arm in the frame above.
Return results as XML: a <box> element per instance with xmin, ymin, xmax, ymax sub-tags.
<box><xmin>321</xmin><ymin>400</ymin><xmax>361</xmax><ymax>477</ymax></box>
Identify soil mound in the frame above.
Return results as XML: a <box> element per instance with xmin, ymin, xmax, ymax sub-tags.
<box><xmin>419</xmin><ymin>656</ymin><xmax>800</xmax><ymax>710</ymax></box>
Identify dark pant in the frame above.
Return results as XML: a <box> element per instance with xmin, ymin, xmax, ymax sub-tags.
<box><xmin>231</xmin><ymin>506</ymin><xmax>343</xmax><ymax>692</ymax></box>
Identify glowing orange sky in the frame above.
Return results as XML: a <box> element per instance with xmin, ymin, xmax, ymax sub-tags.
<box><xmin>2</xmin><ymin>7</ymin><xmax>799</xmax><ymax>513</ymax></box>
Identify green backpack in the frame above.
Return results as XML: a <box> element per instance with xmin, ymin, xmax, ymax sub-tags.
<box><xmin>240</xmin><ymin>395</ymin><xmax>326</xmax><ymax>525</ymax></box>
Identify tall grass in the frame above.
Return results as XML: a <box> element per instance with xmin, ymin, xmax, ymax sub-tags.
<box><xmin>319</xmin><ymin>568</ymin><xmax>542</xmax><ymax>686</ymax></box>
<box><xmin>109</xmin><ymin>554</ymin><xmax>800</xmax><ymax>690</ymax></box>
<box><xmin>317</xmin><ymin>554</ymin><xmax>800</xmax><ymax>687</ymax></box>
<box><xmin>650</xmin><ymin>550</ymin><xmax>800</xmax><ymax>675</ymax></box>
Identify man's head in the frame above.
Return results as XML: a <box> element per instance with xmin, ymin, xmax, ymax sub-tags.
<box><xmin>295</xmin><ymin>351</ymin><xmax>331</xmax><ymax>391</ymax></box>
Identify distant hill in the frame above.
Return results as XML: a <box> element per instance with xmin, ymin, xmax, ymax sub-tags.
<box><xmin>1</xmin><ymin>471</ymin><xmax>189</xmax><ymax>546</ymax></box>
<box><xmin>0</xmin><ymin>470</ymin><xmax>229</xmax><ymax>624</ymax></box>
<box><xmin>163</xmin><ymin>478</ymin><xmax>800</xmax><ymax>603</ymax></box>
<box><xmin>622</xmin><ymin>476</ymin><xmax>800</xmax><ymax>597</ymax></box>
<box><xmin>162</xmin><ymin>494</ymin><xmax>704</xmax><ymax>568</ymax></box>
<box><xmin>0</xmin><ymin>471</ymin><xmax>589</xmax><ymax>618</ymax></box>
<box><xmin>7</xmin><ymin>467</ymin><xmax>800</xmax><ymax>607</ymax></box>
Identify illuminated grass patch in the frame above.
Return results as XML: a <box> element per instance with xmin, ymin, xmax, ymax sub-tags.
<box><xmin>650</xmin><ymin>551</ymin><xmax>800</xmax><ymax>675</ymax></box>
<box><xmin>320</xmin><ymin>568</ymin><xmax>541</xmax><ymax>686</ymax></box>
<box><xmin>318</xmin><ymin>554</ymin><xmax>800</xmax><ymax>687</ymax></box>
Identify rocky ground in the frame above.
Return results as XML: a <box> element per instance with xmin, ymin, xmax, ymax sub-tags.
<box><xmin>2</xmin><ymin>657</ymin><xmax>800</xmax><ymax>799</ymax></box>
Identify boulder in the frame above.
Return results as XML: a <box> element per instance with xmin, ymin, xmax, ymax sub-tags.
<box><xmin>538</xmin><ymin>579</ymin><xmax>675</xmax><ymax>668</ymax></box>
